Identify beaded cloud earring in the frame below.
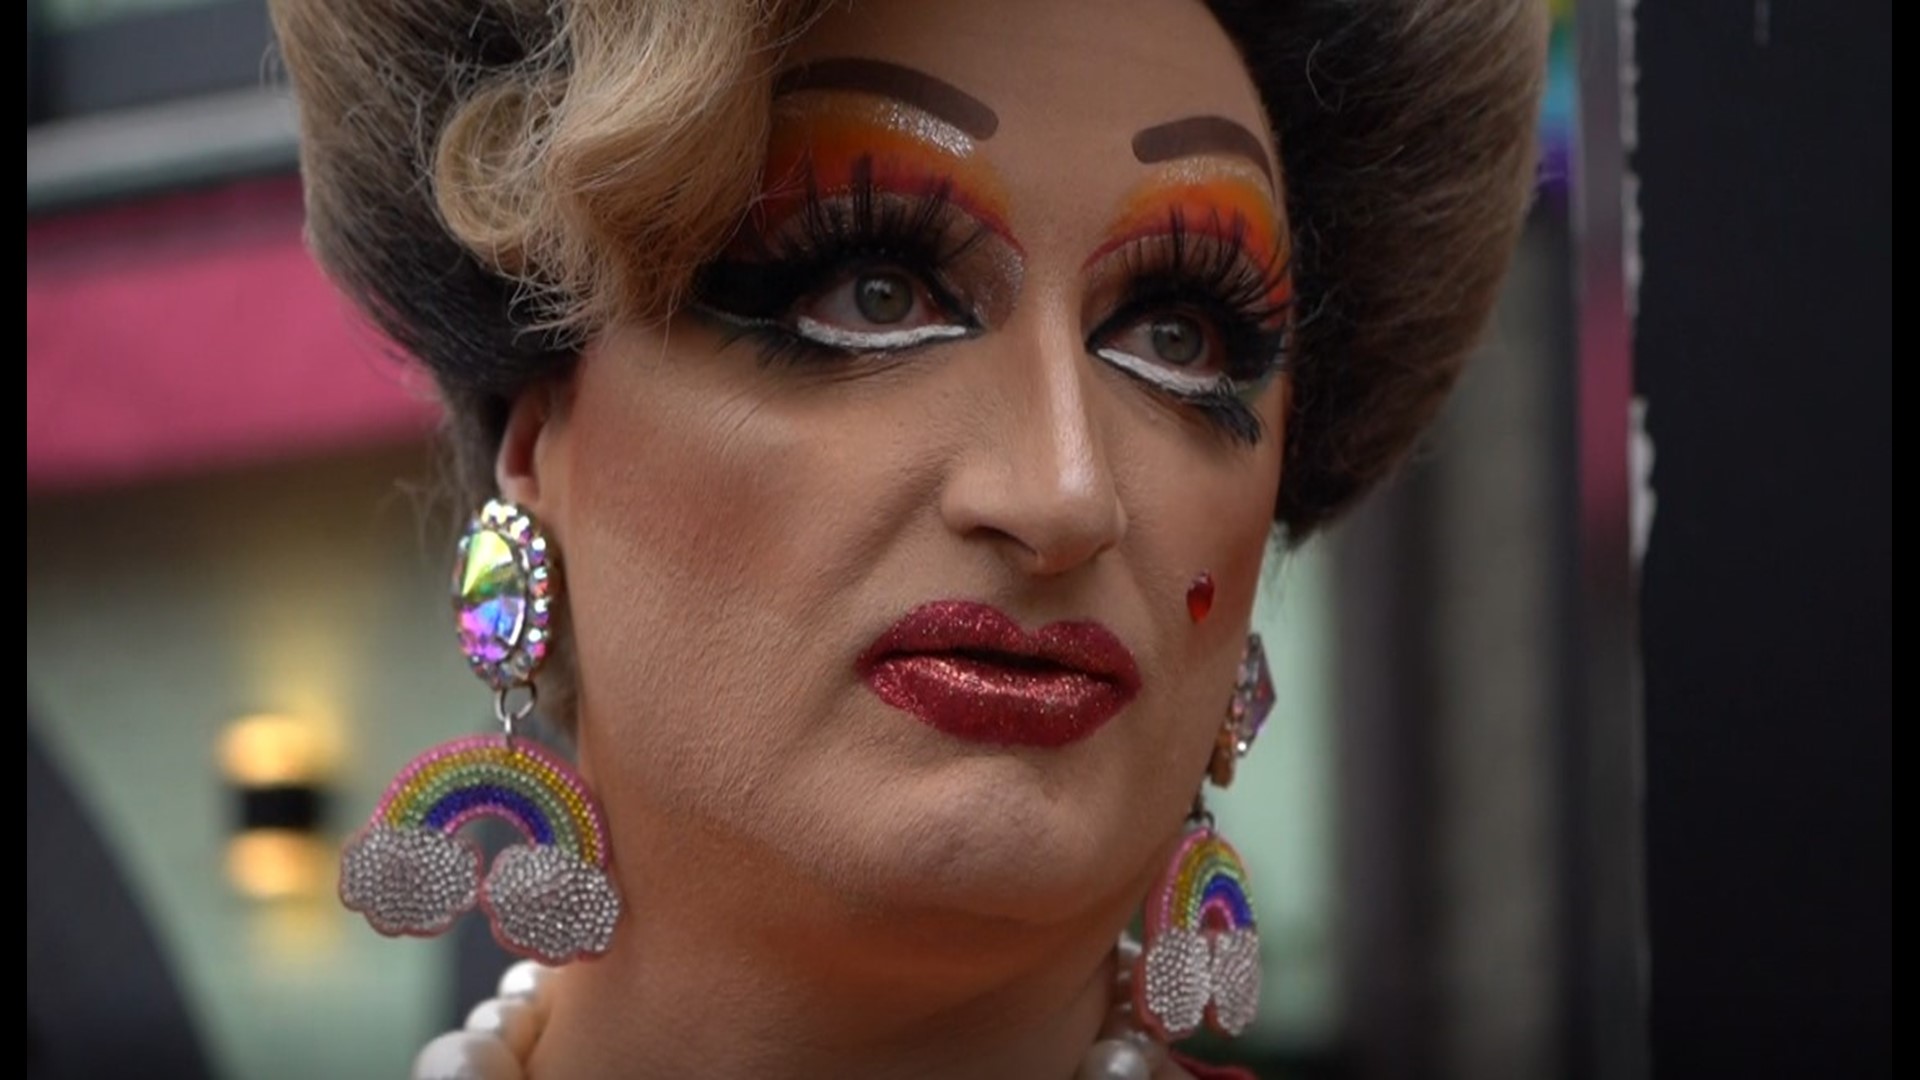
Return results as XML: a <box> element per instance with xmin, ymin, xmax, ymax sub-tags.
<box><xmin>339</xmin><ymin>498</ymin><xmax>621</xmax><ymax>964</ymax></box>
<box><xmin>1132</xmin><ymin>633</ymin><xmax>1274</xmax><ymax>1041</ymax></box>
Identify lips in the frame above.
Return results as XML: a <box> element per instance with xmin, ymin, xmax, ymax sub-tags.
<box><xmin>856</xmin><ymin>600</ymin><xmax>1142</xmax><ymax>748</ymax></box>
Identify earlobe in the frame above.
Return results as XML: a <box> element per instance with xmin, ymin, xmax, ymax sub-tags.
<box><xmin>494</xmin><ymin>380</ymin><xmax>569</xmax><ymax>512</ymax></box>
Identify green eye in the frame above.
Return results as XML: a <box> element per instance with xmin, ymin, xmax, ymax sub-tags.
<box><xmin>1149</xmin><ymin>315</ymin><xmax>1206</xmax><ymax>366</ymax></box>
<box><xmin>853</xmin><ymin>271</ymin><xmax>914</xmax><ymax>324</ymax></box>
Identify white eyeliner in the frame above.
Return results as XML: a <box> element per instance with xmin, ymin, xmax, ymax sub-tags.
<box><xmin>1094</xmin><ymin>347</ymin><xmax>1229</xmax><ymax>397</ymax></box>
<box><xmin>794</xmin><ymin>317</ymin><xmax>972</xmax><ymax>351</ymax></box>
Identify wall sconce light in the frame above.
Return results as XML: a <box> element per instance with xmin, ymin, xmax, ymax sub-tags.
<box><xmin>218</xmin><ymin>715</ymin><xmax>337</xmax><ymax>900</ymax></box>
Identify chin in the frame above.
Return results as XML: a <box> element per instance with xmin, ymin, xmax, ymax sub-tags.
<box><xmin>830</xmin><ymin>752</ymin><xmax>1137</xmax><ymax>925</ymax></box>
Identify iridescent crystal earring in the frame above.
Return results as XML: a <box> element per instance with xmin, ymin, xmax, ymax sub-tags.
<box><xmin>1133</xmin><ymin>633</ymin><xmax>1274</xmax><ymax>1041</ymax></box>
<box><xmin>339</xmin><ymin>498</ymin><xmax>621</xmax><ymax>965</ymax></box>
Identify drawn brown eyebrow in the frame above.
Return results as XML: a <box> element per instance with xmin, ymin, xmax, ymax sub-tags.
<box><xmin>1131</xmin><ymin>115</ymin><xmax>1275</xmax><ymax>188</ymax></box>
<box><xmin>773</xmin><ymin>58</ymin><xmax>1000</xmax><ymax>140</ymax></box>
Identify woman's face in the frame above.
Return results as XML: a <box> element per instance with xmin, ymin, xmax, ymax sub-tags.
<box><xmin>510</xmin><ymin>0</ymin><xmax>1289</xmax><ymax>926</ymax></box>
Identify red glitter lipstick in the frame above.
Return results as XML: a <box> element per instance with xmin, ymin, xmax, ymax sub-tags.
<box><xmin>857</xmin><ymin>600</ymin><xmax>1142</xmax><ymax>748</ymax></box>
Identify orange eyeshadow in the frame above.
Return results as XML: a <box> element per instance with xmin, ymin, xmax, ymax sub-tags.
<box><xmin>750</xmin><ymin>94</ymin><xmax>1016</xmax><ymax>248</ymax></box>
<box><xmin>1089</xmin><ymin>174</ymin><xmax>1293</xmax><ymax>310</ymax></box>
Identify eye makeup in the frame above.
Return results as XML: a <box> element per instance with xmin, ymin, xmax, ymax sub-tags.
<box><xmin>694</xmin><ymin>90</ymin><xmax>1292</xmax><ymax>448</ymax></box>
<box><xmin>789</xmin><ymin>316</ymin><xmax>972</xmax><ymax>352</ymax></box>
<box><xmin>1081</xmin><ymin>162</ymin><xmax>1294</xmax><ymax>445</ymax></box>
<box><xmin>1086</xmin><ymin>161</ymin><xmax>1292</xmax><ymax>312</ymax></box>
<box><xmin>775</xmin><ymin>58</ymin><xmax>1001</xmax><ymax>140</ymax></box>
<box><xmin>753</xmin><ymin>93</ymin><xmax>1017</xmax><ymax>253</ymax></box>
<box><xmin>694</xmin><ymin>92</ymin><xmax>1023</xmax><ymax>367</ymax></box>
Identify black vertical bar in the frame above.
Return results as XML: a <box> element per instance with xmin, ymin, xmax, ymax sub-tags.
<box><xmin>1636</xmin><ymin>4</ymin><xmax>1891</xmax><ymax>1078</ymax></box>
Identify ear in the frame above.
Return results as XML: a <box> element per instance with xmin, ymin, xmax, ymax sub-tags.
<box><xmin>495</xmin><ymin>379</ymin><xmax>571</xmax><ymax>517</ymax></box>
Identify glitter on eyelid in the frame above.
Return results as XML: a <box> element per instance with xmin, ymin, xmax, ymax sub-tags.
<box><xmin>772</xmin><ymin>93</ymin><xmax>976</xmax><ymax>157</ymax></box>
<box><xmin>1148</xmin><ymin>158</ymin><xmax>1274</xmax><ymax>196</ymax></box>
<box><xmin>758</xmin><ymin>93</ymin><xmax>1014</xmax><ymax>243</ymax></box>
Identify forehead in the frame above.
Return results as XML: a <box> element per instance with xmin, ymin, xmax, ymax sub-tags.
<box><xmin>779</xmin><ymin>0</ymin><xmax>1277</xmax><ymax>184</ymax></box>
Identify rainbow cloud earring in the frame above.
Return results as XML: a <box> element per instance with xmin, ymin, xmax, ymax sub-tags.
<box><xmin>339</xmin><ymin>499</ymin><xmax>621</xmax><ymax>964</ymax></box>
<box><xmin>1133</xmin><ymin>633</ymin><xmax>1274</xmax><ymax>1041</ymax></box>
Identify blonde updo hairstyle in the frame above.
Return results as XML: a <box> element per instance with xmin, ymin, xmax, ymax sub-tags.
<box><xmin>272</xmin><ymin>1</ymin><xmax>829</xmax><ymax>492</ymax></box>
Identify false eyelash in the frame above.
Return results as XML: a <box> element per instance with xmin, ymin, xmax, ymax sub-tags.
<box><xmin>691</xmin><ymin>155</ymin><xmax>985</xmax><ymax>366</ymax></box>
<box><xmin>1149</xmin><ymin>204</ymin><xmax>1293</xmax><ymax>321</ymax></box>
<box><xmin>692</xmin><ymin>166</ymin><xmax>1288</xmax><ymax>445</ymax></box>
<box><xmin>1085</xmin><ymin>207</ymin><xmax>1293</xmax><ymax>445</ymax></box>
<box><xmin>1097</xmin><ymin>206</ymin><xmax>1293</xmax><ymax>381</ymax></box>
<box><xmin>1190</xmin><ymin>389</ymin><xmax>1268</xmax><ymax>444</ymax></box>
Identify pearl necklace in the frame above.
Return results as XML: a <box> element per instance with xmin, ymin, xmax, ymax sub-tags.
<box><xmin>415</xmin><ymin>937</ymin><xmax>1171</xmax><ymax>1080</ymax></box>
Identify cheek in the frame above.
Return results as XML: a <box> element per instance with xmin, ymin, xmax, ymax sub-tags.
<box><xmin>1131</xmin><ymin>384</ymin><xmax>1284</xmax><ymax>627</ymax></box>
<box><xmin>548</xmin><ymin>329</ymin><xmax>945</xmax><ymax>787</ymax></box>
<box><xmin>563</xmin><ymin>355</ymin><xmax>807</xmax><ymax>611</ymax></box>
<box><xmin>1121</xmin><ymin>392</ymin><xmax>1284</xmax><ymax>757</ymax></box>
<box><xmin>552</xmin><ymin>336</ymin><xmax>814</xmax><ymax>790</ymax></box>
<box><xmin>557</xmin><ymin>342</ymin><xmax>940</xmax><ymax>619</ymax></box>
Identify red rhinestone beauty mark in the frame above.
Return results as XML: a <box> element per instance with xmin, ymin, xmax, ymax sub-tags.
<box><xmin>1186</xmin><ymin>572</ymin><xmax>1216</xmax><ymax>623</ymax></box>
<box><xmin>857</xmin><ymin>600</ymin><xmax>1142</xmax><ymax>748</ymax></box>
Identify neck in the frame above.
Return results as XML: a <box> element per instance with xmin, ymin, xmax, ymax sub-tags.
<box><xmin>528</xmin><ymin>821</ymin><xmax>1144</xmax><ymax>1079</ymax></box>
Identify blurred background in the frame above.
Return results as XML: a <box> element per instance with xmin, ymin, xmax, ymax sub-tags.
<box><xmin>27</xmin><ymin>2</ymin><xmax>1887</xmax><ymax>1079</ymax></box>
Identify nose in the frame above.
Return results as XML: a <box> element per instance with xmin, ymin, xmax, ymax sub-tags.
<box><xmin>939</xmin><ymin>316</ymin><xmax>1128</xmax><ymax>577</ymax></box>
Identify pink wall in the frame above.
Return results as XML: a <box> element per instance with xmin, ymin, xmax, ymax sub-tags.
<box><xmin>27</xmin><ymin>178</ymin><xmax>442</xmax><ymax>491</ymax></box>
